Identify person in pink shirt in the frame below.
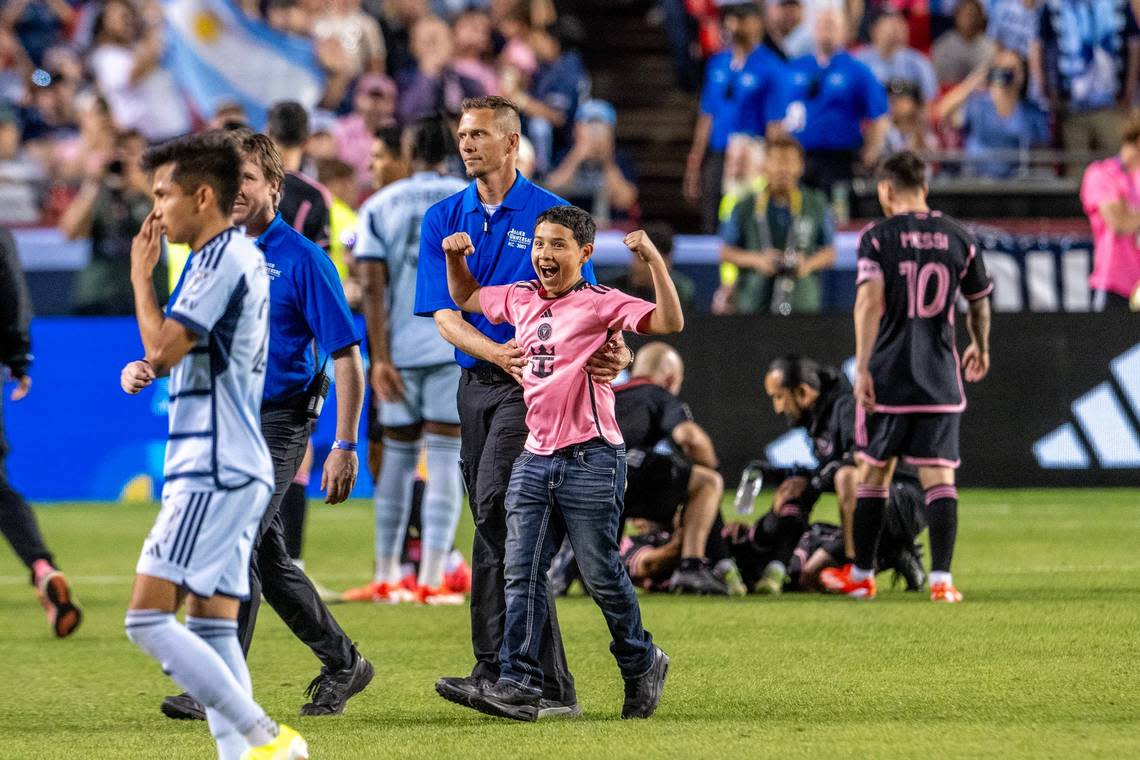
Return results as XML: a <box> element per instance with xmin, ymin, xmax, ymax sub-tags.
<box><xmin>333</xmin><ymin>74</ymin><xmax>398</xmax><ymax>191</ymax></box>
<box><xmin>443</xmin><ymin>206</ymin><xmax>683</xmax><ymax>722</ymax></box>
<box><xmin>1081</xmin><ymin>113</ymin><xmax>1140</xmax><ymax>313</ymax></box>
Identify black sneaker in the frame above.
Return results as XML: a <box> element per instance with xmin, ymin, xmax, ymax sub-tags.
<box><xmin>669</xmin><ymin>565</ymin><xmax>729</xmax><ymax>595</ymax></box>
<box><xmin>891</xmin><ymin>543</ymin><xmax>927</xmax><ymax>592</ymax></box>
<box><xmin>471</xmin><ymin>681</ymin><xmax>541</xmax><ymax>722</ymax></box>
<box><xmin>160</xmin><ymin>693</ymin><xmax>205</xmax><ymax>721</ymax></box>
<box><xmin>621</xmin><ymin>647</ymin><xmax>669</xmax><ymax>719</ymax></box>
<box><xmin>435</xmin><ymin>675</ymin><xmax>492</xmax><ymax>708</ymax></box>
<box><xmin>300</xmin><ymin>653</ymin><xmax>374</xmax><ymax>716</ymax></box>
<box><xmin>537</xmin><ymin>697</ymin><xmax>582</xmax><ymax>719</ymax></box>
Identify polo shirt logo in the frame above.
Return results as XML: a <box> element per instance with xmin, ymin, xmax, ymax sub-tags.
<box><xmin>265</xmin><ymin>262</ymin><xmax>282</xmax><ymax>280</ymax></box>
<box><xmin>507</xmin><ymin>229</ymin><xmax>533</xmax><ymax>250</ymax></box>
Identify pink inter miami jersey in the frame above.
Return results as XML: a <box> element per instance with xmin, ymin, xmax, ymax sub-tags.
<box><xmin>479</xmin><ymin>280</ymin><xmax>656</xmax><ymax>455</ymax></box>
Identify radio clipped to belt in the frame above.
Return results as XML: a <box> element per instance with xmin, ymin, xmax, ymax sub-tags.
<box><xmin>305</xmin><ymin>353</ymin><xmax>331</xmax><ymax>420</ymax></box>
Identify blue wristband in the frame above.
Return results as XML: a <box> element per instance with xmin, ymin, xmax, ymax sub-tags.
<box><xmin>332</xmin><ymin>439</ymin><xmax>357</xmax><ymax>452</ymax></box>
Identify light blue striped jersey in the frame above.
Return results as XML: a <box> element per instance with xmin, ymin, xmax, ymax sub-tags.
<box><xmin>164</xmin><ymin>228</ymin><xmax>273</xmax><ymax>491</ymax></box>
<box><xmin>355</xmin><ymin>171</ymin><xmax>467</xmax><ymax>368</ymax></box>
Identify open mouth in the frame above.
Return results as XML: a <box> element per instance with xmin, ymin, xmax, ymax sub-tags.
<box><xmin>537</xmin><ymin>262</ymin><xmax>559</xmax><ymax>280</ymax></box>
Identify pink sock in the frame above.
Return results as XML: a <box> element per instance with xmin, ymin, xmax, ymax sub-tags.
<box><xmin>32</xmin><ymin>559</ymin><xmax>55</xmax><ymax>585</ymax></box>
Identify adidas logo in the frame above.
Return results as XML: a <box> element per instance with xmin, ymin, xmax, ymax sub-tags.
<box><xmin>1035</xmin><ymin>343</ymin><xmax>1140</xmax><ymax>469</ymax></box>
<box><xmin>540</xmin><ymin>308</ymin><xmax>553</xmax><ymax>318</ymax></box>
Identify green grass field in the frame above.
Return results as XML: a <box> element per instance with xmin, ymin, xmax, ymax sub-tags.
<box><xmin>2</xmin><ymin>489</ymin><xmax>1139</xmax><ymax>759</ymax></box>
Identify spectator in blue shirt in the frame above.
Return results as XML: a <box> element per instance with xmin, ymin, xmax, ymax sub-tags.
<box><xmin>856</xmin><ymin>9</ymin><xmax>939</xmax><ymax>105</ymax></box>
<box><xmin>684</xmin><ymin>0</ymin><xmax>765</xmax><ymax>233</ymax></box>
<box><xmin>771</xmin><ymin>7</ymin><xmax>890</xmax><ymax>194</ymax></box>
<box><xmin>935</xmin><ymin>48</ymin><xmax>1050</xmax><ymax>178</ymax></box>
<box><xmin>157</xmin><ymin>130</ymin><xmax>373</xmax><ymax>723</ymax></box>
<box><xmin>503</xmin><ymin>18</ymin><xmax>588</xmax><ymax>175</ymax></box>
<box><xmin>1032</xmin><ymin>0</ymin><xmax>1140</xmax><ymax>166</ymax></box>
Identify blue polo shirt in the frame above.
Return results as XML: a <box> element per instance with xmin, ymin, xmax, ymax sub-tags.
<box><xmin>772</xmin><ymin>51</ymin><xmax>888</xmax><ymax>152</ymax></box>
<box><xmin>254</xmin><ymin>213</ymin><xmax>360</xmax><ymax>403</ymax></box>
<box><xmin>414</xmin><ymin>171</ymin><xmax>596</xmax><ymax>369</ymax></box>
<box><xmin>699</xmin><ymin>50</ymin><xmax>745</xmax><ymax>152</ymax></box>
<box><xmin>731</xmin><ymin>45</ymin><xmax>787</xmax><ymax>138</ymax></box>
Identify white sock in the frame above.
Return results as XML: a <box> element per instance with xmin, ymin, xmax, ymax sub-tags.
<box><xmin>418</xmin><ymin>433</ymin><xmax>463</xmax><ymax>589</ymax></box>
<box><xmin>125</xmin><ymin>610</ymin><xmax>277</xmax><ymax>747</ymax></box>
<box><xmin>851</xmin><ymin>566</ymin><xmax>874</xmax><ymax>581</ymax></box>
<box><xmin>930</xmin><ymin>571</ymin><xmax>953</xmax><ymax>587</ymax></box>
<box><xmin>373</xmin><ymin>438</ymin><xmax>419</xmax><ymax>583</ymax></box>
<box><xmin>186</xmin><ymin>617</ymin><xmax>251</xmax><ymax>759</ymax></box>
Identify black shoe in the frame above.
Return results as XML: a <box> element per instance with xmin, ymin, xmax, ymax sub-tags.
<box><xmin>622</xmin><ymin>647</ymin><xmax>669</xmax><ymax>719</ymax></box>
<box><xmin>891</xmin><ymin>543</ymin><xmax>927</xmax><ymax>592</ymax></box>
<box><xmin>160</xmin><ymin>693</ymin><xmax>205</xmax><ymax>721</ymax></box>
<box><xmin>435</xmin><ymin>675</ymin><xmax>492</xmax><ymax>708</ymax></box>
<box><xmin>669</xmin><ymin>565</ymin><xmax>729</xmax><ymax>595</ymax></box>
<box><xmin>471</xmin><ymin>681</ymin><xmax>541</xmax><ymax>722</ymax></box>
<box><xmin>537</xmin><ymin>697</ymin><xmax>582</xmax><ymax>719</ymax></box>
<box><xmin>300</xmin><ymin>653</ymin><xmax>375</xmax><ymax>716</ymax></box>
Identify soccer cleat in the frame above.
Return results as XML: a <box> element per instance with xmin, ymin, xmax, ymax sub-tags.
<box><xmin>622</xmin><ymin>646</ymin><xmax>669</xmax><ymax>719</ymax></box>
<box><xmin>240</xmin><ymin>724</ymin><xmax>308</xmax><ymax>760</ymax></box>
<box><xmin>435</xmin><ymin>675</ymin><xmax>492</xmax><ymax>708</ymax></box>
<box><xmin>160</xmin><ymin>693</ymin><xmax>206</xmax><ymax>721</ymax></box>
<box><xmin>416</xmin><ymin>585</ymin><xmax>465</xmax><ymax>606</ymax></box>
<box><xmin>537</xmin><ymin>697</ymin><xmax>583</xmax><ymax>719</ymax></box>
<box><xmin>713</xmin><ymin>559</ymin><xmax>749</xmax><ymax>596</ymax></box>
<box><xmin>341</xmin><ymin>581</ymin><xmax>414</xmax><ymax>603</ymax></box>
<box><xmin>668</xmin><ymin>564</ymin><xmax>728</xmax><ymax>595</ymax></box>
<box><xmin>754</xmin><ymin>562</ymin><xmax>788</xmax><ymax>596</ymax></box>
<box><xmin>930</xmin><ymin>582</ymin><xmax>963</xmax><ymax>603</ymax></box>
<box><xmin>443</xmin><ymin>551</ymin><xmax>472</xmax><ymax>594</ymax></box>
<box><xmin>36</xmin><ymin>570</ymin><xmax>82</xmax><ymax>638</ymax></box>
<box><xmin>470</xmin><ymin>681</ymin><xmax>541</xmax><ymax>722</ymax></box>
<box><xmin>300</xmin><ymin>653</ymin><xmax>374</xmax><ymax>716</ymax></box>
<box><xmin>819</xmin><ymin>565</ymin><xmax>877</xmax><ymax>599</ymax></box>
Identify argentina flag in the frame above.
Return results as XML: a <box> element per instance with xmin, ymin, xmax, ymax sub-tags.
<box><xmin>161</xmin><ymin>0</ymin><xmax>325</xmax><ymax>127</ymax></box>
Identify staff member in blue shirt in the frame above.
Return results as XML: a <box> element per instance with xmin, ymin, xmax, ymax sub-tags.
<box><xmin>684</xmin><ymin>1</ymin><xmax>765</xmax><ymax>233</ymax></box>
<box><xmin>159</xmin><ymin>131</ymin><xmax>373</xmax><ymax>723</ymax></box>
<box><xmin>770</xmin><ymin>7</ymin><xmax>889</xmax><ymax>194</ymax></box>
<box><xmin>415</xmin><ymin>96</ymin><xmax>632</xmax><ymax>717</ymax></box>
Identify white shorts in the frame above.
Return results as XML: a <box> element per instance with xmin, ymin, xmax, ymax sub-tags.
<box><xmin>379</xmin><ymin>363</ymin><xmax>461</xmax><ymax>428</ymax></box>
<box><xmin>136</xmin><ymin>480</ymin><xmax>272</xmax><ymax>600</ymax></box>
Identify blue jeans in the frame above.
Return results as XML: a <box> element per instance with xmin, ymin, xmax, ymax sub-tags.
<box><xmin>498</xmin><ymin>439</ymin><xmax>655</xmax><ymax>692</ymax></box>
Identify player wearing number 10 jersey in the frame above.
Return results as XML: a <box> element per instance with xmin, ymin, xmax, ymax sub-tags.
<box><xmin>821</xmin><ymin>151</ymin><xmax>992</xmax><ymax>604</ymax></box>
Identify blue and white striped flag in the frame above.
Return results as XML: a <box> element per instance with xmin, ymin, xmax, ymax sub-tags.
<box><xmin>161</xmin><ymin>0</ymin><xmax>325</xmax><ymax>128</ymax></box>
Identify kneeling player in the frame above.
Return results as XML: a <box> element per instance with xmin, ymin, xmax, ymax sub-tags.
<box><xmin>119</xmin><ymin>134</ymin><xmax>306</xmax><ymax>759</ymax></box>
<box><xmin>725</xmin><ymin>477</ymin><xmax>927</xmax><ymax>593</ymax></box>
<box><xmin>821</xmin><ymin>151</ymin><xmax>993</xmax><ymax>603</ymax></box>
<box><xmin>617</xmin><ymin>343</ymin><xmax>729</xmax><ymax>594</ymax></box>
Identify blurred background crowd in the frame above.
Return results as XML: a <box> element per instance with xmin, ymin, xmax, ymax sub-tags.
<box><xmin>2</xmin><ymin>0</ymin><xmax>1138</xmax><ymax>316</ymax></box>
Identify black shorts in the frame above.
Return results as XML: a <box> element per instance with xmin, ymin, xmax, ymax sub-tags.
<box><xmin>622</xmin><ymin>449</ymin><xmax>691</xmax><ymax>524</ymax></box>
<box><xmin>856</xmin><ymin>409</ymin><xmax>960</xmax><ymax>469</ymax></box>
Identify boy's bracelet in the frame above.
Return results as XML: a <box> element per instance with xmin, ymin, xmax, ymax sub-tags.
<box><xmin>625</xmin><ymin>346</ymin><xmax>636</xmax><ymax>369</ymax></box>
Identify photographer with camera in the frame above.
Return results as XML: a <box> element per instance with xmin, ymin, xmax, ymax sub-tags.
<box><xmin>718</xmin><ymin>135</ymin><xmax>835</xmax><ymax>315</ymax></box>
<box><xmin>60</xmin><ymin>128</ymin><xmax>164</xmax><ymax>315</ymax></box>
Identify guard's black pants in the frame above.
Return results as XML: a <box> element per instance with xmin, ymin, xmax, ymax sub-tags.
<box><xmin>236</xmin><ymin>407</ymin><xmax>355</xmax><ymax>671</ymax></box>
<box><xmin>457</xmin><ymin>367</ymin><xmax>576</xmax><ymax>702</ymax></box>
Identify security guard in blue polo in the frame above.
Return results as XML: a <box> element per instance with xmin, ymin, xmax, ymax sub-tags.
<box><xmin>415</xmin><ymin>96</ymin><xmax>633</xmax><ymax>717</ymax></box>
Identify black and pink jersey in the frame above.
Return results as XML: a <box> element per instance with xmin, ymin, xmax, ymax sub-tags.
<box><xmin>856</xmin><ymin>211</ymin><xmax>992</xmax><ymax>413</ymax></box>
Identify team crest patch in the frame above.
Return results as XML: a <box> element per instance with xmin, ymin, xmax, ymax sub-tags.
<box><xmin>537</xmin><ymin>323</ymin><xmax>552</xmax><ymax>341</ymax></box>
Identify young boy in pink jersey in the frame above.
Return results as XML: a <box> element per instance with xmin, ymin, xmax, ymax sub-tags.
<box><xmin>442</xmin><ymin>205</ymin><xmax>684</xmax><ymax>721</ymax></box>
